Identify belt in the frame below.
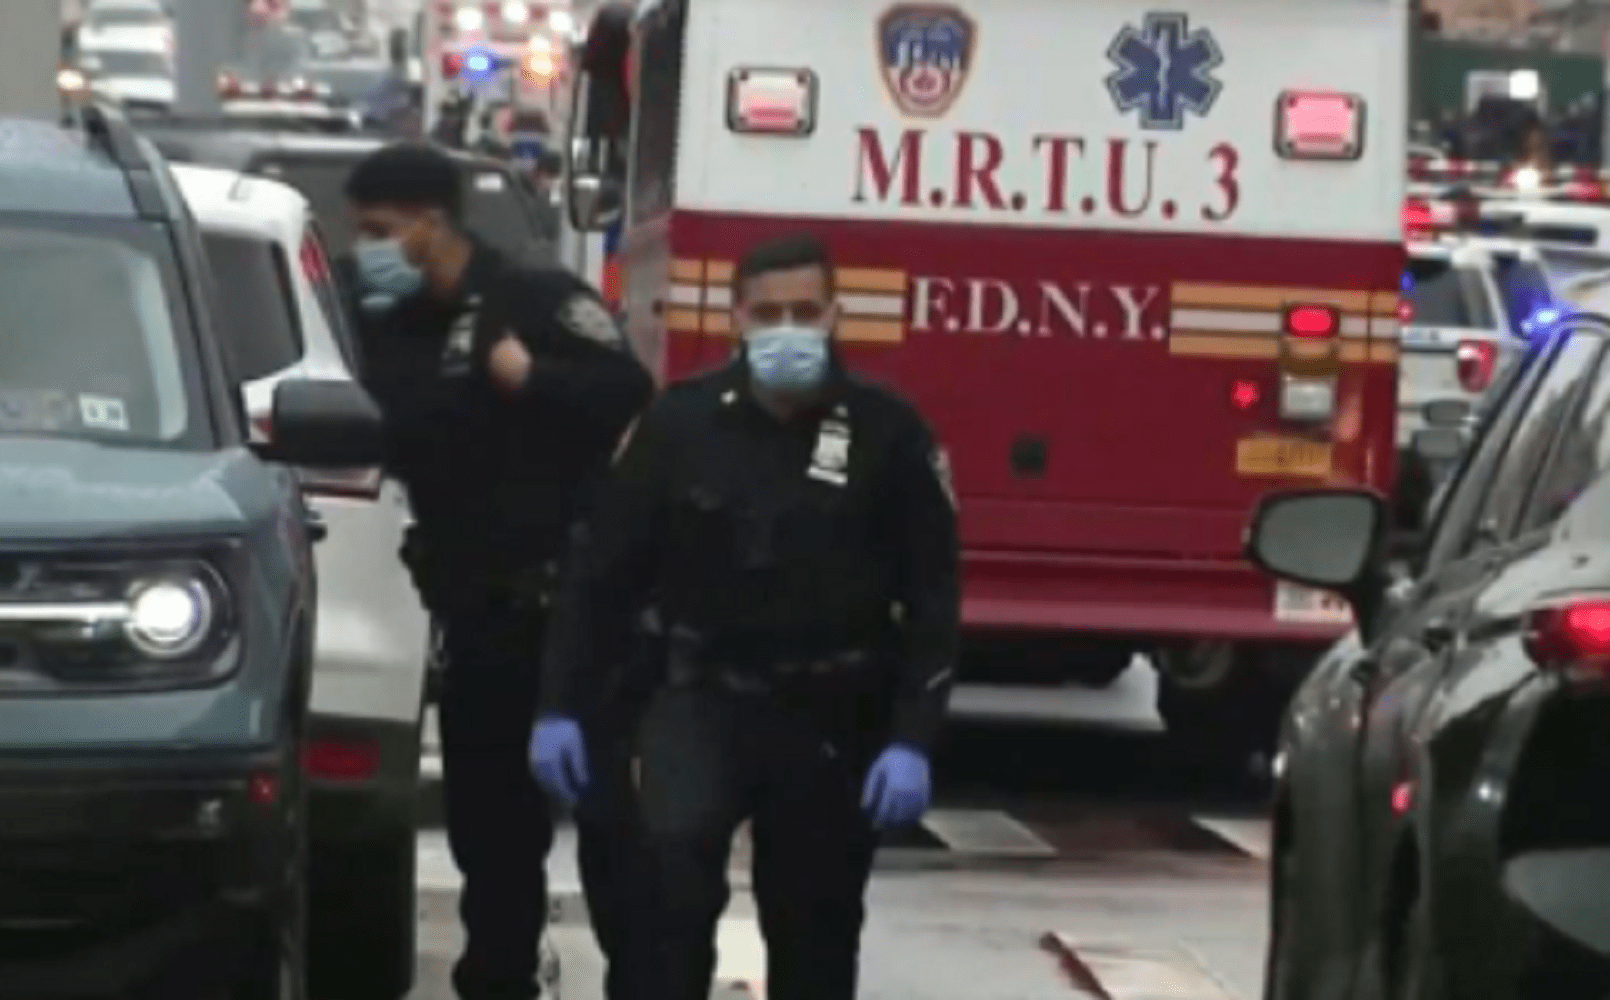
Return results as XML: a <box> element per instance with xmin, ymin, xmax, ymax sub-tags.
<box><xmin>666</xmin><ymin>648</ymin><xmax>873</xmax><ymax>694</ymax></box>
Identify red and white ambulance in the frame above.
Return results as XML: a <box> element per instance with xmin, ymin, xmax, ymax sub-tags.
<box><xmin>564</xmin><ymin>0</ymin><xmax>1408</xmax><ymax>760</ymax></box>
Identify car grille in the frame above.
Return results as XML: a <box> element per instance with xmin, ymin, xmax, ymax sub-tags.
<box><xmin>1499</xmin><ymin>694</ymin><xmax>1610</xmax><ymax>855</ymax></box>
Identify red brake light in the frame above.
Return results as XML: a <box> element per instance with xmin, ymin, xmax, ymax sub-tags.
<box><xmin>1456</xmin><ymin>340</ymin><xmax>1497</xmax><ymax>392</ymax></box>
<box><xmin>1284</xmin><ymin>304</ymin><xmax>1338</xmax><ymax>338</ymax></box>
<box><xmin>1402</xmin><ymin>198</ymin><xmax>1433</xmax><ymax>235</ymax></box>
<box><xmin>300</xmin><ymin>237</ymin><xmax>328</xmax><ymax>283</ymax></box>
<box><xmin>1230</xmin><ymin>379</ymin><xmax>1260</xmax><ymax>411</ymax></box>
<box><xmin>1524</xmin><ymin>599</ymin><xmax>1610</xmax><ymax>677</ymax></box>
<box><xmin>1397</xmin><ymin>300</ymin><xmax>1415</xmax><ymax>324</ymax></box>
<box><xmin>442</xmin><ymin>52</ymin><xmax>462</xmax><ymax>78</ymax></box>
<box><xmin>303</xmin><ymin>738</ymin><xmax>381</xmax><ymax>781</ymax></box>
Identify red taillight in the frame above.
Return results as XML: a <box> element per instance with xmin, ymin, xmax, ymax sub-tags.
<box><xmin>1397</xmin><ymin>300</ymin><xmax>1415</xmax><ymax>324</ymax></box>
<box><xmin>303</xmin><ymin>738</ymin><xmax>381</xmax><ymax>781</ymax></box>
<box><xmin>442</xmin><ymin>52</ymin><xmax>462</xmax><ymax>78</ymax></box>
<box><xmin>1402</xmin><ymin>198</ymin><xmax>1433</xmax><ymax>234</ymax></box>
<box><xmin>1230</xmin><ymin>379</ymin><xmax>1260</xmax><ymax>411</ymax></box>
<box><xmin>1524</xmin><ymin>599</ymin><xmax>1610</xmax><ymax>677</ymax></box>
<box><xmin>1456</xmin><ymin>340</ymin><xmax>1497</xmax><ymax>392</ymax></box>
<box><xmin>1284</xmin><ymin>304</ymin><xmax>1338</xmax><ymax>339</ymax></box>
<box><xmin>300</xmin><ymin>237</ymin><xmax>329</xmax><ymax>284</ymax></box>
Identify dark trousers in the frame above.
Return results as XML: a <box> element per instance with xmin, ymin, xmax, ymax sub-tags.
<box><xmin>635</xmin><ymin>686</ymin><xmax>881</xmax><ymax>1000</ymax></box>
<box><xmin>574</xmin><ymin>712</ymin><xmax>655</xmax><ymax>1000</ymax></box>
<box><xmin>438</xmin><ymin>606</ymin><xmax>553</xmax><ymax>1000</ymax></box>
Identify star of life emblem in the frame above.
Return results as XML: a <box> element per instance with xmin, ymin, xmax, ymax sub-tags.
<box><xmin>1105</xmin><ymin>12</ymin><xmax>1224</xmax><ymax>131</ymax></box>
<box><xmin>877</xmin><ymin>3</ymin><xmax>976</xmax><ymax>119</ymax></box>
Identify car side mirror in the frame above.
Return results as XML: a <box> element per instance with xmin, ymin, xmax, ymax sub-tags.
<box><xmin>567</xmin><ymin>171</ymin><xmax>623</xmax><ymax>232</ymax></box>
<box><xmin>1421</xmin><ymin>398</ymin><xmax>1472</xmax><ymax>427</ymax></box>
<box><xmin>258</xmin><ymin>379</ymin><xmax>385</xmax><ymax>468</ymax></box>
<box><xmin>1245</xmin><ymin>488</ymin><xmax>1391</xmax><ymax>633</ymax></box>
<box><xmin>1411</xmin><ymin>426</ymin><xmax>1467</xmax><ymax>464</ymax></box>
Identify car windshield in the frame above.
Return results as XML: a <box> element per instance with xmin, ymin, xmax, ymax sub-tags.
<box><xmin>253</xmin><ymin>156</ymin><xmax>544</xmax><ymax>258</ymax></box>
<box><xmin>1402</xmin><ymin>257</ymin><xmax>1494</xmax><ymax>328</ymax></box>
<box><xmin>1538</xmin><ymin>245</ymin><xmax>1610</xmax><ymax>284</ymax></box>
<box><xmin>80</xmin><ymin>49</ymin><xmax>172</xmax><ymax>78</ymax></box>
<box><xmin>0</xmin><ymin>219</ymin><xmax>201</xmax><ymax>447</ymax></box>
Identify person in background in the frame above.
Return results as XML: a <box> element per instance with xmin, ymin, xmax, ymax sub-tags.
<box><xmin>344</xmin><ymin>142</ymin><xmax>652</xmax><ymax>1000</ymax></box>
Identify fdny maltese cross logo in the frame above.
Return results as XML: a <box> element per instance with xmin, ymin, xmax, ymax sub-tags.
<box><xmin>1105</xmin><ymin>12</ymin><xmax>1224</xmax><ymax>131</ymax></box>
<box><xmin>877</xmin><ymin>3</ymin><xmax>976</xmax><ymax>119</ymax></box>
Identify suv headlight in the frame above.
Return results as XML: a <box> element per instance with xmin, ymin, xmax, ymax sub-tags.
<box><xmin>125</xmin><ymin>574</ymin><xmax>217</xmax><ymax>659</ymax></box>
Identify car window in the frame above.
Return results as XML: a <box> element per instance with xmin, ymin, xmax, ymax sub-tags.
<box><xmin>1404</xmin><ymin>256</ymin><xmax>1495</xmax><ymax>328</ymax></box>
<box><xmin>1422</xmin><ymin>335</ymin><xmax>1558</xmax><ymax>570</ymax></box>
<box><xmin>201</xmin><ymin>232</ymin><xmax>303</xmax><ymax>381</ymax></box>
<box><xmin>1518</xmin><ymin>335</ymin><xmax>1610</xmax><ymax>531</ymax></box>
<box><xmin>1524</xmin><ymin>223</ymin><xmax>1599</xmax><ymax>246</ymax></box>
<box><xmin>0</xmin><ymin>219</ymin><xmax>199</xmax><ymax>446</ymax></box>
<box><xmin>299</xmin><ymin>227</ymin><xmax>361</xmax><ymax>375</ymax></box>
<box><xmin>1491</xmin><ymin>254</ymin><xmax>1552</xmax><ymax>334</ymax></box>
<box><xmin>1465</xmin><ymin>332</ymin><xmax>1601</xmax><ymax>547</ymax></box>
<box><xmin>254</xmin><ymin>157</ymin><xmax>355</xmax><ymax>252</ymax></box>
<box><xmin>1538</xmin><ymin>245</ymin><xmax>1610</xmax><ymax>284</ymax></box>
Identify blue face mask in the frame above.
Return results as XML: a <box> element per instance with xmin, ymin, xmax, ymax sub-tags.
<box><xmin>353</xmin><ymin>237</ymin><xmax>423</xmax><ymax>299</ymax></box>
<box><xmin>745</xmin><ymin>325</ymin><xmax>830</xmax><ymax>393</ymax></box>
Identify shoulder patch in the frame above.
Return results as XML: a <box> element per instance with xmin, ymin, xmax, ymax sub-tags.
<box><xmin>931</xmin><ymin>446</ymin><xmax>957</xmax><ymax>509</ymax></box>
<box><xmin>559</xmin><ymin>295</ymin><xmax>622</xmax><ymax>346</ymax></box>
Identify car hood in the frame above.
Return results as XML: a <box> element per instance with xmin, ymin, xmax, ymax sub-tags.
<box><xmin>0</xmin><ymin>438</ymin><xmax>252</xmax><ymax>541</ymax></box>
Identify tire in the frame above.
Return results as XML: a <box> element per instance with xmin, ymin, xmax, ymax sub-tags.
<box><xmin>308</xmin><ymin>824</ymin><xmax>418</xmax><ymax>1000</ymax></box>
<box><xmin>1066</xmin><ymin>649</ymin><xmax>1133</xmax><ymax>689</ymax></box>
<box><xmin>1155</xmin><ymin>645</ymin><xmax>1289</xmax><ymax>781</ymax></box>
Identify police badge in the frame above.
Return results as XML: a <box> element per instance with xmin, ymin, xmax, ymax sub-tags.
<box><xmin>877</xmin><ymin>3</ymin><xmax>977</xmax><ymax>119</ymax></box>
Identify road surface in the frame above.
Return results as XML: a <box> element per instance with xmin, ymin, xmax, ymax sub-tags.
<box><xmin>409</xmin><ymin>661</ymin><xmax>1273</xmax><ymax>999</ymax></box>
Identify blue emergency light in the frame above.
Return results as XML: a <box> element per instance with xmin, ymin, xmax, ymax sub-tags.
<box><xmin>460</xmin><ymin>48</ymin><xmax>501</xmax><ymax>82</ymax></box>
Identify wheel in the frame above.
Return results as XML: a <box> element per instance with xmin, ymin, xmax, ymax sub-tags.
<box><xmin>1155</xmin><ymin>644</ymin><xmax>1290</xmax><ymax>781</ymax></box>
<box><xmin>1066</xmin><ymin>648</ymin><xmax>1133</xmax><ymax>689</ymax></box>
<box><xmin>309</xmin><ymin>828</ymin><xmax>417</xmax><ymax>999</ymax></box>
<box><xmin>308</xmin><ymin>824</ymin><xmax>418</xmax><ymax>1000</ymax></box>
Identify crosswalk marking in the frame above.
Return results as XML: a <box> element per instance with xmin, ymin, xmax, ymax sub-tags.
<box><xmin>1041</xmin><ymin>933</ymin><xmax>1238</xmax><ymax>999</ymax></box>
<box><xmin>920</xmin><ymin>808</ymin><xmax>1057</xmax><ymax>857</ymax></box>
<box><xmin>1190</xmin><ymin>817</ymin><xmax>1271</xmax><ymax>860</ymax></box>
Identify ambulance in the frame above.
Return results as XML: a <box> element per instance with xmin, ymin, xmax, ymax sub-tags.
<box><xmin>563</xmin><ymin>0</ymin><xmax>1408</xmax><ymax>762</ymax></box>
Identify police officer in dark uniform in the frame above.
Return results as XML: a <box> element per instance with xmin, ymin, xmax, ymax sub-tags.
<box><xmin>343</xmin><ymin>142</ymin><xmax>652</xmax><ymax>1000</ymax></box>
<box><xmin>532</xmin><ymin>233</ymin><xmax>960</xmax><ymax>1000</ymax></box>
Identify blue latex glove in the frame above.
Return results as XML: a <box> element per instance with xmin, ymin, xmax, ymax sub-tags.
<box><xmin>860</xmin><ymin>743</ymin><xmax>932</xmax><ymax>830</ymax></box>
<box><xmin>529</xmin><ymin>715</ymin><xmax>590</xmax><ymax>806</ymax></box>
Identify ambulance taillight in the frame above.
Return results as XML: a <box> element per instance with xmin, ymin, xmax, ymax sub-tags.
<box><xmin>1275</xmin><ymin>91</ymin><xmax>1363</xmax><ymax>161</ymax></box>
<box><xmin>1279</xmin><ymin>306</ymin><xmax>1340</xmax><ymax>422</ymax></box>
<box><xmin>1457</xmin><ymin>341</ymin><xmax>1498</xmax><ymax>392</ymax></box>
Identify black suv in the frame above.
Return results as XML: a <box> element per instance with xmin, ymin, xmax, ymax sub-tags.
<box><xmin>132</xmin><ymin>122</ymin><xmax>559</xmax><ymax>259</ymax></box>
<box><xmin>0</xmin><ymin>104</ymin><xmax>383</xmax><ymax>999</ymax></box>
<box><xmin>1247</xmin><ymin>315</ymin><xmax>1610</xmax><ymax>1000</ymax></box>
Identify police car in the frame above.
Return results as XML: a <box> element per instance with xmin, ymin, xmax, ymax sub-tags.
<box><xmin>173</xmin><ymin>162</ymin><xmax>429</xmax><ymax>1000</ymax></box>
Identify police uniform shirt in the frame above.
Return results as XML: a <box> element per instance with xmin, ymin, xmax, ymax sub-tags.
<box><xmin>358</xmin><ymin>238</ymin><xmax>652</xmax><ymax>607</ymax></box>
<box><xmin>543</xmin><ymin>360</ymin><xmax>961</xmax><ymax>751</ymax></box>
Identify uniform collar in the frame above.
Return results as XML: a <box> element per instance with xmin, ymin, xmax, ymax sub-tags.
<box><xmin>716</xmin><ymin>356</ymin><xmax>850</xmax><ymax>427</ymax></box>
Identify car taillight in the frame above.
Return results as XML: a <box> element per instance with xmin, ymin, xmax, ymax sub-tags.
<box><xmin>1230</xmin><ymin>379</ymin><xmax>1260</xmax><ymax>411</ymax></box>
<box><xmin>1456</xmin><ymin>340</ymin><xmax>1498</xmax><ymax>392</ymax></box>
<box><xmin>1402</xmin><ymin>199</ymin><xmax>1433</xmax><ymax>236</ymax></box>
<box><xmin>1397</xmin><ymin>300</ymin><xmax>1415</xmax><ymax>324</ymax></box>
<box><xmin>1284</xmin><ymin>304</ymin><xmax>1338</xmax><ymax>338</ymax></box>
<box><xmin>1524</xmin><ymin>599</ymin><xmax>1610</xmax><ymax>680</ymax></box>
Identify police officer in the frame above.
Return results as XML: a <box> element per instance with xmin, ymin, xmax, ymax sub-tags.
<box><xmin>532</xmin><ymin>233</ymin><xmax>961</xmax><ymax>1000</ymax></box>
<box><xmin>343</xmin><ymin>142</ymin><xmax>652</xmax><ymax>1000</ymax></box>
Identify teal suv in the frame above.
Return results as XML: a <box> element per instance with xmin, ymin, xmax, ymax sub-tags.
<box><xmin>0</xmin><ymin>104</ymin><xmax>383</xmax><ymax>999</ymax></box>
